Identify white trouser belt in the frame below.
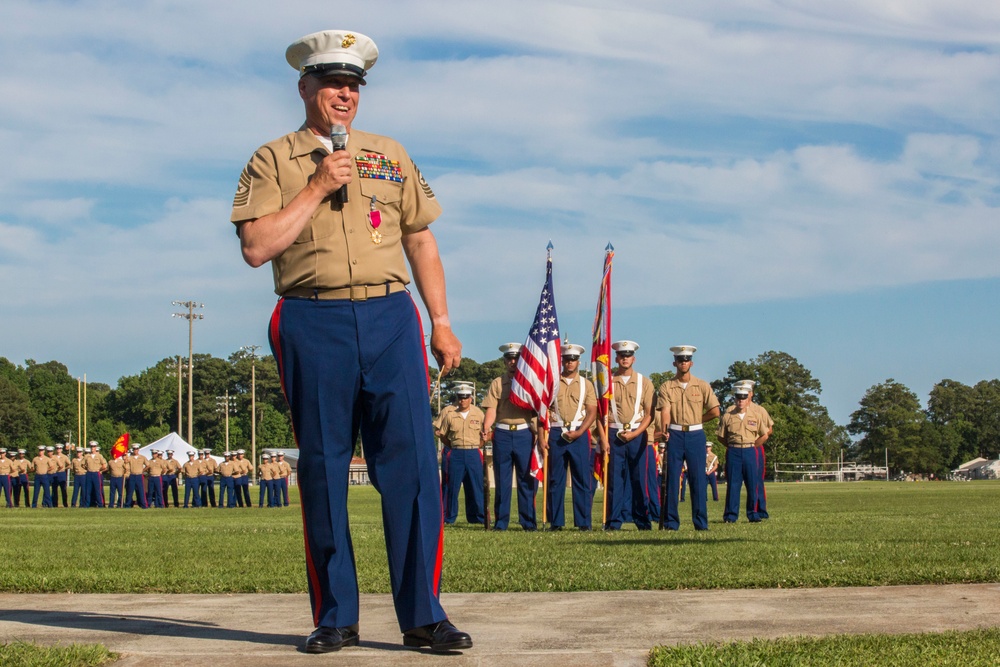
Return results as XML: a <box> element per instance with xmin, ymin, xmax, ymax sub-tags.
<box><xmin>669</xmin><ymin>423</ymin><xmax>703</xmax><ymax>432</ymax></box>
<box><xmin>550</xmin><ymin>421</ymin><xmax>582</xmax><ymax>430</ymax></box>
<box><xmin>611</xmin><ymin>422</ymin><xmax>639</xmax><ymax>431</ymax></box>
<box><xmin>495</xmin><ymin>423</ymin><xmax>529</xmax><ymax>431</ymax></box>
<box><xmin>728</xmin><ymin>443</ymin><xmax>755</xmax><ymax>448</ymax></box>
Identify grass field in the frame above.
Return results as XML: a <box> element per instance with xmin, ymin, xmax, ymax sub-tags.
<box><xmin>0</xmin><ymin>641</ymin><xmax>116</xmax><ymax>667</ymax></box>
<box><xmin>0</xmin><ymin>481</ymin><xmax>998</xmax><ymax>594</ymax></box>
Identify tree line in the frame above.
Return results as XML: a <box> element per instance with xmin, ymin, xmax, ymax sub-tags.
<box><xmin>1</xmin><ymin>350</ymin><xmax>996</xmax><ymax>476</ymax></box>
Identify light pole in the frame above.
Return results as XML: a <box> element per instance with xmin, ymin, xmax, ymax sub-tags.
<box><xmin>166</xmin><ymin>355</ymin><xmax>186</xmax><ymax>435</ymax></box>
<box><xmin>215</xmin><ymin>390</ymin><xmax>237</xmax><ymax>451</ymax></box>
<box><xmin>172</xmin><ymin>301</ymin><xmax>204</xmax><ymax>445</ymax></box>
<box><xmin>240</xmin><ymin>345</ymin><xmax>261</xmax><ymax>482</ymax></box>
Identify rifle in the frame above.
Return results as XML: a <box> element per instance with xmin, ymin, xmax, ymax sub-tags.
<box><xmin>658</xmin><ymin>441</ymin><xmax>668</xmax><ymax>530</ymax></box>
<box><xmin>482</xmin><ymin>431</ymin><xmax>491</xmax><ymax>531</ymax></box>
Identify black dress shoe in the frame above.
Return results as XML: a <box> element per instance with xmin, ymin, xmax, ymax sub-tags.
<box><xmin>304</xmin><ymin>625</ymin><xmax>360</xmax><ymax>653</ymax></box>
<box><xmin>403</xmin><ymin>619</ymin><xmax>473</xmax><ymax>652</ymax></box>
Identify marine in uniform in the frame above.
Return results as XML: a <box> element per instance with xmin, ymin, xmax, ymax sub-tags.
<box><xmin>258</xmin><ymin>453</ymin><xmax>275</xmax><ymax>508</ymax></box>
<box><xmin>546</xmin><ymin>343</ymin><xmax>598</xmax><ymax>530</ymax></box>
<box><xmin>70</xmin><ymin>447</ymin><xmax>87</xmax><ymax>507</ymax></box>
<box><xmin>13</xmin><ymin>449</ymin><xmax>31</xmax><ymax>507</ymax></box>
<box><xmin>0</xmin><ymin>449</ymin><xmax>13</xmax><ymax>507</ymax></box>
<box><xmin>107</xmin><ymin>453</ymin><xmax>127</xmax><ymax>508</ymax></box>
<box><xmin>182</xmin><ymin>452</ymin><xmax>203</xmax><ymax>508</ymax></box>
<box><xmin>482</xmin><ymin>343</ymin><xmax>538</xmax><ymax>531</ymax></box>
<box><xmin>435</xmin><ymin>383</ymin><xmax>486</xmax><ymax>525</ymax></box>
<box><xmin>163</xmin><ymin>450</ymin><xmax>181</xmax><ymax>507</ymax></box>
<box><xmin>234</xmin><ymin>450</ymin><xmax>251</xmax><ymax>507</ymax></box>
<box><xmin>124</xmin><ymin>445</ymin><xmax>149</xmax><ymax>508</ymax></box>
<box><xmin>657</xmin><ymin>346</ymin><xmax>721</xmax><ymax>531</ymax></box>
<box><xmin>231</xmin><ymin>29</ymin><xmax>470</xmax><ymax>653</ymax></box>
<box><xmin>717</xmin><ymin>381</ymin><xmax>773</xmax><ymax>523</ymax></box>
<box><xmin>31</xmin><ymin>446</ymin><xmax>52</xmax><ymax>508</ymax></box>
<box><xmin>50</xmin><ymin>444</ymin><xmax>70</xmax><ymax>507</ymax></box>
<box><xmin>218</xmin><ymin>451</ymin><xmax>236</xmax><ymax>507</ymax></box>
<box><xmin>201</xmin><ymin>449</ymin><xmax>218</xmax><ymax>507</ymax></box>
<box><xmin>82</xmin><ymin>442</ymin><xmax>108</xmax><ymax>508</ymax></box>
<box><xmin>605</xmin><ymin>341</ymin><xmax>657</xmax><ymax>530</ymax></box>
<box><xmin>275</xmin><ymin>452</ymin><xmax>292</xmax><ymax>506</ymax></box>
<box><xmin>743</xmin><ymin>381</ymin><xmax>773</xmax><ymax>519</ymax></box>
<box><xmin>146</xmin><ymin>450</ymin><xmax>166</xmax><ymax>508</ymax></box>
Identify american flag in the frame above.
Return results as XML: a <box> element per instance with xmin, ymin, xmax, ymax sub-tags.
<box><xmin>510</xmin><ymin>245</ymin><xmax>561</xmax><ymax>478</ymax></box>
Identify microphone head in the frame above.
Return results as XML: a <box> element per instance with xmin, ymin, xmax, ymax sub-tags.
<box><xmin>330</xmin><ymin>124</ymin><xmax>348</xmax><ymax>150</ymax></box>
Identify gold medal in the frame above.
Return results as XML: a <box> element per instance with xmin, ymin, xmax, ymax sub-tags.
<box><xmin>370</xmin><ymin>229</ymin><xmax>382</xmax><ymax>244</ymax></box>
<box><xmin>368</xmin><ymin>194</ymin><xmax>382</xmax><ymax>245</ymax></box>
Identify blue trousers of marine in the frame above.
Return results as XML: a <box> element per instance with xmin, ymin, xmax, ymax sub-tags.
<box><xmin>441</xmin><ymin>447</ymin><xmax>485</xmax><ymax>524</ymax></box>
<box><xmin>259</xmin><ymin>479</ymin><xmax>272</xmax><ymax>507</ymax></box>
<box><xmin>108</xmin><ymin>477</ymin><xmax>125</xmax><ymax>507</ymax></box>
<box><xmin>147</xmin><ymin>477</ymin><xmax>164</xmax><ymax>508</ymax></box>
<box><xmin>546</xmin><ymin>428</ymin><xmax>592</xmax><ymax>529</ymax></box>
<box><xmin>14</xmin><ymin>474</ymin><xmax>30</xmax><ymax>506</ymax></box>
<box><xmin>280</xmin><ymin>477</ymin><xmax>289</xmax><ymax>506</ymax></box>
<box><xmin>0</xmin><ymin>475</ymin><xmax>11</xmax><ymax>507</ymax></box>
<box><xmin>83</xmin><ymin>471</ymin><xmax>103</xmax><ymax>508</ymax></box>
<box><xmin>32</xmin><ymin>474</ymin><xmax>52</xmax><ymax>507</ymax></box>
<box><xmin>606</xmin><ymin>429</ymin><xmax>656</xmax><ymax>529</ymax></box>
<box><xmin>71</xmin><ymin>476</ymin><xmax>83</xmax><ymax>506</ymax></box>
<box><xmin>184</xmin><ymin>478</ymin><xmax>201</xmax><ymax>507</ymax></box>
<box><xmin>51</xmin><ymin>471</ymin><xmax>68</xmax><ymax>507</ymax></box>
<box><xmin>219</xmin><ymin>476</ymin><xmax>236</xmax><ymax>507</ymax></box>
<box><xmin>664</xmin><ymin>430</ymin><xmax>708</xmax><ymax>530</ymax></box>
<box><xmin>269</xmin><ymin>293</ymin><xmax>446</xmax><ymax>632</ymax></box>
<box><xmin>755</xmin><ymin>446</ymin><xmax>769</xmax><ymax>518</ymax></box>
<box><xmin>490</xmin><ymin>428</ymin><xmax>537</xmax><ymax>530</ymax></box>
<box><xmin>205</xmin><ymin>475</ymin><xmax>217</xmax><ymax>507</ymax></box>
<box><xmin>237</xmin><ymin>477</ymin><xmax>250</xmax><ymax>507</ymax></box>
<box><xmin>198</xmin><ymin>475</ymin><xmax>209</xmax><ymax>506</ymax></box>
<box><xmin>125</xmin><ymin>475</ymin><xmax>147</xmax><ymax>508</ymax></box>
<box><xmin>724</xmin><ymin>446</ymin><xmax>760</xmax><ymax>522</ymax></box>
<box><xmin>163</xmin><ymin>474</ymin><xmax>179</xmax><ymax>507</ymax></box>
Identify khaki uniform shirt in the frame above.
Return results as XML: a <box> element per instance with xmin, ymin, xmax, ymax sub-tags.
<box><xmin>53</xmin><ymin>453</ymin><xmax>70</xmax><ymax>472</ymax></box>
<box><xmin>164</xmin><ymin>458</ymin><xmax>181</xmax><ymax>475</ymax></box>
<box><xmin>125</xmin><ymin>455</ymin><xmax>148</xmax><ymax>476</ymax></box>
<box><xmin>657</xmin><ymin>376</ymin><xmax>720</xmax><ymax>426</ymax></box>
<box><xmin>717</xmin><ymin>403</ymin><xmax>774</xmax><ymax>447</ymax></box>
<box><xmin>107</xmin><ymin>457</ymin><xmax>127</xmax><ymax>478</ymax></box>
<box><xmin>277</xmin><ymin>460</ymin><xmax>291</xmax><ymax>478</ymax></box>
<box><xmin>482</xmin><ymin>374</ymin><xmax>535</xmax><ymax>426</ymax></box>
<box><xmin>231</xmin><ymin>128</ymin><xmax>441</xmax><ymax>295</ymax></box>
<box><xmin>84</xmin><ymin>453</ymin><xmax>107</xmax><ymax>472</ymax></box>
<box><xmin>147</xmin><ymin>458</ymin><xmax>165</xmax><ymax>477</ymax></box>
<box><xmin>219</xmin><ymin>460</ymin><xmax>237</xmax><ymax>477</ymax></box>
<box><xmin>203</xmin><ymin>457</ymin><xmax>218</xmax><ymax>476</ymax></box>
<box><xmin>235</xmin><ymin>458</ymin><xmax>251</xmax><ymax>476</ymax></box>
<box><xmin>437</xmin><ymin>406</ymin><xmax>486</xmax><ymax>448</ymax></box>
<box><xmin>32</xmin><ymin>455</ymin><xmax>51</xmax><ymax>474</ymax></box>
<box><xmin>182</xmin><ymin>460</ymin><xmax>202</xmax><ymax>479</ymax></box>
<box><xmin>71</xmin><ymin>457</ymin><xmax>87</xmax><ymax>475</ymax></box>
<box><xmin>552</xmin><ymin>375</ymin><xmax>597</xmax><ymax>427</ymax></box>
<box><xmin>611</xmin><ymin>372</ymin><xmax>654</xmax><ymax>429</ymax></box>
<box><xmin>259</xmin><ymin>463</ymin><xmax>275</xmax><ymax>481</ymax></box>
<box><xmin>16</xmin><ymin>458</ymin><xmax>30</xmax><ymax>475</ymax></box>
<box><xmin>0</xmin><ymin>458</ymin><xmax>12</xmax><ymax>476</ymax></box>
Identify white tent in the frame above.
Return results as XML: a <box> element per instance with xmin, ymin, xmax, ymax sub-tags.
<box><xmin>138</xmin><ymin>432</ymin><xmax>223</xmax><ymax>465</ymax></box>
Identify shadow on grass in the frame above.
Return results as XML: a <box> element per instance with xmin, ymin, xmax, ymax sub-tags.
<box><xmin>584</xmin><ymin>537</ymin><xmax>747</xmax><ymax>546</ymax></box>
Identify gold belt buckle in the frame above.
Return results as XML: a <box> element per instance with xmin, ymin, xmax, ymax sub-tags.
<box><xmin>349</xmin><ymin>285</ymin><xmax>368</xmax><ymax>301</ymax></box>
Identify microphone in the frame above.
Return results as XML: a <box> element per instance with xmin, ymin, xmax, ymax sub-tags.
<box><xmin>330</xmin><ymin>124</ymin><xmax>349</xmax><ymax>204</ymax></box>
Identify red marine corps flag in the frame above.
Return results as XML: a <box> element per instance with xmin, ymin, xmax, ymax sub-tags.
<box><xmin>591</xmin><ymin>244</ymin><xmax>613</xmax><ymax>520</ymax></box>
<box><xmin>510</xmin><ymin>243</ymin><xmax>561</xmax><ymax>483</ymax></box>
<box><xmin>111</xmin><ymin>432</ymin><xmax>130</xmax><ymax>459</ymax></box>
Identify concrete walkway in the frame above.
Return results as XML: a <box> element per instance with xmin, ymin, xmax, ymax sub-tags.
<box><xmin>1</xmin><ymin>585</ymin><xmax>998</xmax><ymax>666</ymax></box>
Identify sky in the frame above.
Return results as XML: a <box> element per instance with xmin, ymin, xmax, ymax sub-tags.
<box><xmin>2</xmin><ymin>0</ymin><xmax>999</xmax><ymax>428</ymax></box>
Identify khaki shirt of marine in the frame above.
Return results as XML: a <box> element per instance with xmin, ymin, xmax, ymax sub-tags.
<box><xmin>717</xmin><ymin>403</ymin><xmax>774</xmax><ymax>446</ymax></box>
<box><xmin>83</xmin><ymin>454</ymin><xmax>107</xmax><ymax>472</ymax></box>
<box><xmin>32</xmin><ymin>455</ymin><xmax>51</xmax><ymax>474</ymax></box>
<box><xmin>53</xmin><ymin>453</ymin><xmax>70</xmax><ymax>472</ymax></box>
<box><xmin>259</xmin><ymin>463</ymin><xmax>275</xmax><ymax>481</ymax></box>
<box><xmin>16</xmin><ymin>459</ymin><xmax>30</xmax><ymax>474</ymax></box>
<box><xmin>0</xmin><ymin>458</ymin><xmax>12</xmax><ymax>475</ymax></box>
<box><xmin>147</xmin><ymin>459</ymin><xmax>166</xmax><ymax>477</ymax></box>
<box><xmin>438</xmin><ymin>405</ymin><xmax>486</xmax><ymax>448</ymax></box>
<box><xmin>612</xmin><ymin>372</ymin><xmax>654</xmax><ymax>427</ymax></box>
<box><xmin>70</xmin><ymin>458</ymin><xmax>87</xmax><ymax>475</ymax></box>
<box><xmin>553</xmin><ymin>375</ymin><xmax>597</xmax><ymax>427</ymax></box>
<box><xmin>235</xmin><ymin>459</ymin><xmax>252</xmax><ymax>475</ymax></box>
<box><xmin>125</xmin><ymin>455</ymin><xmax>148</xmax><ymax>475</ymax></box>
<box><xmin>203</xmin><ymin>457</ymin><xmax>218</xmax><ymax>475</ymax></box>
<box><xmin>482</xmin><ymin>375</ymin><xmax>536</xmax><ymax>426</ymax></box>
<box><xmin>182</xmin><ymin>461</ymin><xmax>202</xmax><ymax>479</ymax></box>
<box><xmin>277</xmin><ymin>461</ymin><xmax>292</xmax><ymax>478</ymax></box>
<box><xmin>107</xmin><ymin>457</ymin><xmax>127</xmax><ymax>477</ymax></box>
<box><xmin>231</xmin><ymin>128</ymin><xmax>441</xmax><ymax>295</ymax></box>
<box><xmin>219</xmin><ymin>460</ymin><xmax>237</xmax><ymax>477</ymax></box>
<box><xmin>657</xmin><ymin>376</ymin><xmax>720</xmax><ymax>426</ymax></box>
<box><xmin>164</xmin><ymin>459</ymin><xmax>181</xmax><ymax>474</ymax></box>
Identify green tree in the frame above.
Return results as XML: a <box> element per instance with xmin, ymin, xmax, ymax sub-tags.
<box><xmin>24</xmin><ymin>360</ymin><xmax>78</xmax><ymax>442</ymax></box>
<box><xmin>0</xmin><ymin>375</ymin><xmax>44</xmax><ymax>449</ymax></box>
<box><xmin>103</xmin><ymin>359</ymin><xmax>176</xmax><ymax>432</ymax></box>
<box><xmin>848</xmin><ymin>379</ymin><xmax>940</xmax><ymax>474</ymax></box>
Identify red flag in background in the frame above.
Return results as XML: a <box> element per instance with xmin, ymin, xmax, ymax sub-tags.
<box><xmin>591</xmin><ymin>243</ymin><xmax>613</xmax><ymax>482</ymax></box>
<box><xmin>111</xmin><ymin>432</ymin><xmax>130</xmax><ymax>459</ymax></box>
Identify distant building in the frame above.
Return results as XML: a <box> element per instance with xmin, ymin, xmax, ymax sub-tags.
<box><xmin>952</xmin><ymin>457</ymin><xmax>1000</xmax><ymax>480</ymax></box>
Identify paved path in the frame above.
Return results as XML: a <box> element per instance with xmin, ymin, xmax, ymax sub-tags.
<box><xmin>1</xmin><ymin>585</ymin><xmax>999</xmax><ymax>666</ymax></box>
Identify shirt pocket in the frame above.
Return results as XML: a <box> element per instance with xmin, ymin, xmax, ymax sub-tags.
<box><xmin>360</xmin><ymin>179</ymin><xmax>404</xmax><ymax>241</ymax></box>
